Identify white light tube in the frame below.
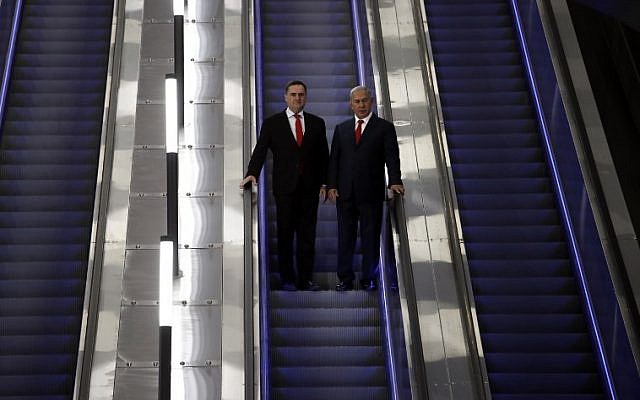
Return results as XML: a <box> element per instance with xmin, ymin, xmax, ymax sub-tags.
<box><xmin>159</xmin><ymin>239</ymin><xmax>174</xmax><ymax>327</ymax></box>
<box><xmin>165</xmin><ymin>76</ymin><xmax>178</xmax><ymax>154</ymax></box>
<box><xmin>173</xmin><ymin>0</ymin><xmax>184</xmax><ymax>16</ymax></box>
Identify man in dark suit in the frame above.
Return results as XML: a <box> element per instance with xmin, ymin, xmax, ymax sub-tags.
<box><xmin>328</xmin><ymin>86</ymin><xmax>404</xmax><ymax>291</ymax></box>
<box><xmin>240</xmin><ymin>80</ymin><xmax>329</xmax><ymax>291</ymax></box>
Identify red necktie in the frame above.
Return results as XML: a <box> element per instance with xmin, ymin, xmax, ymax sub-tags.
<box><xmin>294</xmin><ymin>113</ymin><xmax>303</xmax><ymax>147</ymax></box>
<box><xmin>355</xmin><ymin>119</ymin><xmax>364</xmax><ymax>145</ymax></box>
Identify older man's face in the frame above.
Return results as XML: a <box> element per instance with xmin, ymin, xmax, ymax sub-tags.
<box><xmin>350</xmin><ymin>89</ymin><xmax>373</xmax><ymax>119</ymax></box>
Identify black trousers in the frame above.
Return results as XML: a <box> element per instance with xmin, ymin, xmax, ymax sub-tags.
<box><xmin>274</xmin><ymin>184</ymin><xmax>319</xmax><ymax>285</ymax></box>
<box><xmin>336</xmin><ymin>198</ymin><xmax>383</xmax><ymax>283</ymax></box>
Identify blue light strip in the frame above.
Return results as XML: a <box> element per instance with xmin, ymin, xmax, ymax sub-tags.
<box><xmin>0</xmin><ymin>0</ymin><xmax>23</xmax><ymax>131</ymax></box>
<box><xmin>349</xmin><ymin>2</ymin><xmax>400</xmax><ymax>398</ymax></box>
<box><xmin>379</xmin><ymin>205</ymin><xmax>400</xmax><ymax>400</ymax></box>
<box><xmin>349</xmin><ymin>0</ymin><xmax>366</xmax><ymax>85</ymax></box>
<box><xmin>509</xmin><ymin>1</ymin><xmax>616</xmax><ymax>398</ymax></box>
<box><xmin>253</xmin><ymin>1</ymin><xmax>270</xmax><ymax>399</ymax></box>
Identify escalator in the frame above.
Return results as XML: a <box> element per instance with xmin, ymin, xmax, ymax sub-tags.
<box><xmin>424</xmin><ymin>0</ymin><xmax>605</xmax><ymax>398</ymax></box>
<box><xmin>0</xmin><ymin>0</ymin><xmax>113</xmax><ymax>397</ymax></box>
<box><xmin>257</xmin><ymin>0</ymin><xmax>389</xmax><ymax>398</ymax></box>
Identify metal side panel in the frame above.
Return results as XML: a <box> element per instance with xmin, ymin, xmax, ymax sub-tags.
<box><xmin>371</xmin><ymin>0</ymin><xmax>481</xmax><ymax>399</ymax></box>
<box><xmin>222</xmin><ymin>0</ymin><xmax>250</xmax><ymax>399</ymax></box>
<box><xmin>542</xmin><ymin>0</ymin><xmax>640</xmax><ymax>349</ymax></box>
<box><xmin>87</xmin><ymin>0</ymin><xmax>143</xmax><ymax>397</ymax></box>
<box><xmin>87</xmin><ymin>0</ymin><xmax>228</xmax><ymax>398</ymax></box>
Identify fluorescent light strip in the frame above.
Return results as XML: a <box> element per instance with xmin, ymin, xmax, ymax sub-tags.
<box><xmin>159</xmin><ymin>239</ymin><xmax>174</xmax><ymax>327</ymax></box>
<box><xmin>165</xmin><ymin>75</ymin><xmax>178</xmax><ymax>154</ymax></box>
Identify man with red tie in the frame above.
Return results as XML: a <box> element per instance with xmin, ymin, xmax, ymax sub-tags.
<box><xmin>328</xmin><ymin>86</ymin><xmax>404</xmax><ymax>291</ymax></box>
<box><xmin>241</xmin><ymin>81</ymin><xmax>329</xmax><ymax>291</ymax></box>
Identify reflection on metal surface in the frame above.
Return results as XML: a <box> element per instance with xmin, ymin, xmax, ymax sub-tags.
<box><xmin>130</xmin><ymin>148</ymin><xmax>224</xmax><ymax>194</ymax></box>
<box><xmin>114</xmin><ymin>367</ymin><xmax>221</xmax><ymax>400</ymax></box>
<box><xmin>117</xmin><ymin>306</ymin><xmax>221</xmax><ymax>366</ymax></box>
<box><xmin>180</xmin><ymin>197</ymin><xmax>223</xmax><ymax>246</ymax></box>
<box><xmin>106</xmin><ymin>0</ymin><xmax>226</xmax><ymax>398</ymax></box>
<box><xmin>123</xmin><ymin>248</ymin><xmax>222</xmax><ymax>305</ymax></box>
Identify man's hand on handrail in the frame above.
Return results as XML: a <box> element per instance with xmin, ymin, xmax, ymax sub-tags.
<box><xmin>240</xmin><ymin>175</ymin><xmax>257</xmax><ymax>189</ymax></box>
<box><xmin>390</xmin><ymin>184</ymin><xmax>405</xmax><ymax>195</ymax></box>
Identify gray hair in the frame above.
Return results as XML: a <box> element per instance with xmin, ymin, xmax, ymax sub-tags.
<box><xmin>349</xmin><ymin>85</ymin><xmax>372</xmax><ymax>100</ymax></box>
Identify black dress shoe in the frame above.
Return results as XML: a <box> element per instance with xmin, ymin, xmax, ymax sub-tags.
<box><xmin>335</xmin><ymin>280</ymin><xmax>354</xmax><ymax>291</ymax></box>
<box><xmin>298</xmin><ymin>281</ymin><xmax>321</xmax><ymax>291</ymax></box>
<box><xmin>361</xmin><ymin>280</ymin><xmax>377</xmax><ymax>291</ymax></box>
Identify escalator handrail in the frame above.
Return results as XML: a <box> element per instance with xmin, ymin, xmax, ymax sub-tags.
<box><xmin>348</xmin><ymin>2</ymin><xmax>408</xmax><ymax>398</ymax></box>
<box><xmin>387</xmin><ymin>192</ymin><xmax>429</xmax><ymax>400</ymax></box>
<box><xmin>0</xmin><ymin>0</ymin><xmax>22</xmax><ymax>132</ymax></box>
<box><xmin>509</xmin><ymin>1</ymin><xmax>616</xmax><ymax>397</ymax></box>
<box><xmin>378</xmin><ymin>201</ymin><xmax>401</xmax><ymax>400</ymax></box>
<box><xmin>253</xmin><ymin>0</ymin><xmax>271</xmax><ymax>399</ymax></box>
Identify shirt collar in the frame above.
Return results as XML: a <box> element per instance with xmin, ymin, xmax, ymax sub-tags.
<box><xmin>286</xmin><ymin>108</ymin><xmax>304</xmax><ymax>118</ymax></box>
<box><xmin>354</xmin><ymin>112</ymin><xmax>373</xmax><ymax>124</ymax></box>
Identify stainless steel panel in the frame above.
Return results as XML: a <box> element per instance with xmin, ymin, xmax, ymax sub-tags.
<box><xmin>126</xmin><ymin>197</ymin><xmax>166</xmax><ymax>247</ymax></box>
<box><xmin>106</xmin><ymin>124</ymin><xmax>136</xmax><ymax>243</ymax></box>
<box><xmin>88</xmin><ymin>0</ymin><xmax>142</xmax><ymax>396</ymax></box>
<box><xmin>137</xmin><ymin>63</ymin><xmax>173</xmax><ymax>103</ymax></box>
<box><xmin>186</xmin><ymin>104</ymin><xmax>224</xmax><ymax>145</ymax></box>
<box><xmin>142</xmin><ymin>0</ymin><xmax>171</xmax><ymax>22</ymax></box>
<box><xmin>186</xmin><ymin>62</ymin><xmax>224</xmax><ymax>101</ymax></box>
<box><xmin>140</xmin><ymin>23</ymin><xmax>173</xmax><ymax>60</ymax></box>
<box><xmin>114</xmin><ymin>368</ymin><xmax>156</xmax><ymax>400</ymax></box>
<box><xmin>114</xmin><ymin>367</ymin><xmax>221</xmax><ymax>400</ymax></box>
<box><xmin>89</xmin><ymin>243</ymin><xmax>128</xmax><ymax>398</ymax></box>
<box><xmin>185</xmin><ymin>23</ymin><xmax>224</xmax><ymax>61</ymax></box>
<box><xmin>179</xmin><ymin>196</ymin><xmax>223</xmax><ymax>246</ymax></box>
<box><xmin>136</xmin><ymin>103</ymin><xmax>224</xmax><ymax>147</ymax></box>
<box><xmin>134</xmin><ymin>105</ymin><xmax>165</xmax><ymax>146</ymax></box>
<box><xmin>130</xmin><ymin>149</ymin><xmax>166</xmax><ymax>194</ymax></box>
<box><xmin>126</xmin><ymin>196</ymin><xmax>222</xmax><ymax>247</ymax></box>
<box><xmin>222</xmin><ymin>1</ymin><xmax>248</xmax><ymax>398</ymax></box>
<box><xmin>179</xmin><ymin>148</ymin><xmax>224</xmax><ymax>194</ymax></box>
<box><xmin>122</xmin><ymin>248</ymin><xmax>222</xmax><ymax>304</ymax></box>
<box><xmin>117</xmin><ymin>306</ymin><xmax>221</xmax><ymax>365</ymax></box>
<box><xmin>130</xmin><ymin>148</ymin><xmax>223</xmax><ymax>194</ymax></box>
<box><xmin>187</xmin><ymin>0</ymin><xmax>224</xmax><ymax>22</ymax></box>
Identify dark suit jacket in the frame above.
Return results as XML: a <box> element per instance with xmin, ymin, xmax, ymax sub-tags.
<box><xmin>328</xmin><ymin>113</ymin><xmax>402</xmax><ymax>203</ymax></box>
<box><xmin>246</xmin><ymin>110</ymin><xmax>329</xmax><ymax>197</ymax></box>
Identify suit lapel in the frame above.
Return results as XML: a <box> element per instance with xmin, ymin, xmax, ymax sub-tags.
<box><xmin>345</xmin><ymin>119</ymin><xmax>356</xmax><ymax>146</ymax></box>
<box><xmin>279</xmin><ymin>111</ymin><xmax>298</xmax><ymax>148</ymax></box>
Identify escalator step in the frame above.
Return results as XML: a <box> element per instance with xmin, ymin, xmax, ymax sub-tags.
<box><xmin>472</xmin><ymin>277</ymin><xmax>577</xmax><ymax>296</ymax></box>
<box><xmin>0</xmin><ymin>375</ymin><xmax>73</xmax><ymax>396</ymax></box>
<box><xmin>0</xmin><ymin>244</ymin><xmax>88</xmax><ymax>262</ymax></box>
<box><xmin>488</xmin><ymin>373</ymin><xmax>602</xmax><ymax>394</ymax></box>
<box><xmin>478</xmin><ymin>314</ymin><xmax>587</xmax><ymax>333</ymax></box>
<box><xmin>271</xmin><ymin>386</ymin><xmax>387</xmax><ymax>400</ymax></box>
<box><xmin>0</xmin><ymin>297</ymin><xmax>83</xmax><ymax>316</ymax></box>
<box><xmin>0</xmin><ymin>354</ymin><xmax>77</xmax><ymax>375</ymax></box>
<box><xmin>0</xmin><ymin>335</ymin><xmax>78</xmax><ymax>355</ymax></box>
<box><xmin>270</xmin><ymin>326</ymin><xmax>381</xmax><ymax>347</ymax></box>
<box><xmin>270</xmin><ymin>307</ymin><xmax>379</xmax><ymax>327</ymax></box>
<box><xmin>271</xmin><ymin>366</ymin><xmax>386</xmax><ymax>387</ymax></box>
<box><xmin>475</xmin><ymin>295</ymin><xmax>581</xmax><ymax>314</ymax></box>
<box><xmin>271</xmin><ymin>346</ymin><xmax>384</xmax><ymax>367</ymax></box>
<box><xmin>481</xmin><ymin>333</ymin><xmax>593</xmax><ymax>353</ymax></box>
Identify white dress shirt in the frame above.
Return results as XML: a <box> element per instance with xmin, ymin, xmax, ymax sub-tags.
<box><xmin>354</xmin><ymin>112</ymin><xmax>373</xmax><ymax>135</ymax></box>
<box><xmin>286</xmin><ymin>108</ymin><xmax>305</xmax><ymax>141</ymax></box>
